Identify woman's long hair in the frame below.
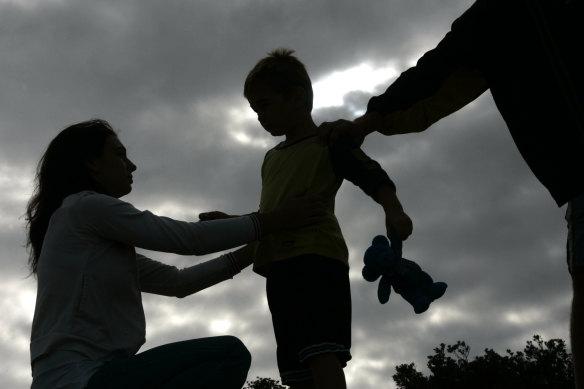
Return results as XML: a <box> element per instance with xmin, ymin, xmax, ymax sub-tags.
<box><xmin>25</xmin><ymin>119</ymin><xmax>116</xmax><ymax>276</ymax></box>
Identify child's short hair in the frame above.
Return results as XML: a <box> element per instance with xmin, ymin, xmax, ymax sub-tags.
<box><xmin>244</xmin><ymin>48</ymin><xmax>314</xmax><ymax>110</ymax></box>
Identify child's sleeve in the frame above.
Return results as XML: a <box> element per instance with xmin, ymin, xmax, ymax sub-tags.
<box><xmin>330</xmin><ymin>134</ymin><xmax>396</xmax><ymax>198</ymax></box>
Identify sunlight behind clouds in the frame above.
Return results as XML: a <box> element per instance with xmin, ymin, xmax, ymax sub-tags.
<box><xmin>0</xmin><ymin>164</ymin><xmax>34</xmax><ymax>228</ymax></box>
<box><xmin>504</xmin><ymin>307</ymin><xmax>547</xmax><ymax>327</ymax></box>
<box><xmin>229</xmin><ymin>130</ymin><xmax>269</xmax><ymax>148</ymax></box>
<box><xmin>312</xmin><ymin>62</ymin><xmax>398</xmax><ymax>111</ymax></box>
<box><xmin>0</xmin><ymin>281</ymin><xmax>36</xmax><ymax>384</ymax></box>
<box><xmin>0</xmin><ymin>164</ymin><xmax>33</xmax><ymax>203</ymax></box>
<box><xmin>147</xmin><ymin>201</ymin><xmax>201</xmax><ymax>221</ymax></box>
<box><xmin>227</xmin><ymin>106</ymin><xmax>269</xmax><ymax>148</ymax></box>
<box><xmin>428</xmin><ymin>304</ymin><xmax>474</xmax><ymax>326</ymax></box>
<box><xmin>345</xmin><ymin>357</ymin><xmax>393</xmax><ymax>389</ymax></box>
<box><xmin>209</xmin><ymin>319</ymin><xmax>233</xmax><ymax>334</ymax></box>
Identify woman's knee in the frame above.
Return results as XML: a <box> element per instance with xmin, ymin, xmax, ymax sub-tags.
<box><xmin>218</xmin><ymin>335</ymin><xmax>252</xmax><ymax>367</ymax></box>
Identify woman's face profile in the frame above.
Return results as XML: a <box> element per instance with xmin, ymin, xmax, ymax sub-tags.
<box><xmin>87</xmin><ymin>136</ymin><xmax>137</xmax><ymax>198</ymax></box>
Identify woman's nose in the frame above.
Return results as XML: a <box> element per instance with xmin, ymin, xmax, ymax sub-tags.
<box><xmin>128</xmin><ymin>159</ymin><xmax>137</xmax><ymax>172</ymax></box>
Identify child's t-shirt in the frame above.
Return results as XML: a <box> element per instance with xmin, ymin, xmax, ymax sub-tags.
<box><xmin>253</xmin><ymin>134</ymin><xmax>395</xmax><ymax>276</ymax></box>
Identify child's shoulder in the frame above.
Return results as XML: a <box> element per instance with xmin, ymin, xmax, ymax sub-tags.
<box><xmin>274</xmin><ymin>134</ymin><xmax>323</xmax><ymax>151</ymax></box>
<box><xmin>265</xmin><ymin>136</ymin><xmax>327</xmax><ymax>162</ymax></box>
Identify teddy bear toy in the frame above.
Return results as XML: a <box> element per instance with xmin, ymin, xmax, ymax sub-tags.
<box><xmin>362</xmin><ymin>233</ymin><xmax>447</xmax><ymax>314</ymax></box>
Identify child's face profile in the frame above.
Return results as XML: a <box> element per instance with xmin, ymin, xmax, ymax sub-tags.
<box><xmin>247</xmin><ymin>81</ymin><xmax>298</xmax><ymax>137</ymax></box>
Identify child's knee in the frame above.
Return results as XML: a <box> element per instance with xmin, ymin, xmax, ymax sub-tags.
<box><xmin>305</xmin><ymin>352</ymin><xmax>342</xmax><ymax>369</ymax></box>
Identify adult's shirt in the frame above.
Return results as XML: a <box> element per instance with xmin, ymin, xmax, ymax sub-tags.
<box><xmin>367</xmin><ymin>0</ymin><xmax>584</xmax><ymax>206</ymax></box>
<box><xmin>31</xmin><ymin>191</ymin><xmax>260</xmax><ymax>388</ymax></box>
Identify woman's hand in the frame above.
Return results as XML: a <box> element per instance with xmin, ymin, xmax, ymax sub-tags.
<box><xmin>198</xmin><ymin>211</ymin><xmax>237</xmax><ymax>221</ymax></box>
<box><xmin>199</xmin><ymin>189</ymin><xmax>326</xmax><ymax>237</ymax></box>
<box><xmin>230</xmin><ymin>244</ymin><xmax>254</xmax><ymax>270</ymax></box>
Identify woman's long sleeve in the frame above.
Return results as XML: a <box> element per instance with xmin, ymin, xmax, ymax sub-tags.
<box><xmin>137</xmin><ymin>253</ymin><xmax>244</xmax><ymax>298</ymax></box>
<box><xmin>74</xmin><ymin>192</ymin><xmax>260</xmax><ymax>255</ymax></box>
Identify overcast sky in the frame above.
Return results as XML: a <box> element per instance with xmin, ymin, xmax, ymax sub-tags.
<box><xmin>0</xmin><ymin>0</ymin><xmax>573</xmax><ymax>388</ymax></box>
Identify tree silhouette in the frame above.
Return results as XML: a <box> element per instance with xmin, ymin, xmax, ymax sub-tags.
<box><xmin>393</xmin><ymin>335</ymin><xmax>574</xmax><ymax>388</ymax></box>
<box><xmin>244</xmin><ymin>376</ymin><xmax>286</xmax><ymax>389</ymax></box>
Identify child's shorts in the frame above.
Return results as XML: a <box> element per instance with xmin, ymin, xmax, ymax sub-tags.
<box><xmin>266</xmin><ymin>254</ymin><xmax>352</xmax><ymax>385</ymax></box>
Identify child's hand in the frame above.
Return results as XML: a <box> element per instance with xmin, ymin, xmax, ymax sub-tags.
<box><xmin>199</xmin><ymin>211</ymin><xmax>237</xmax><ymax>221</ymax></box>
<box><xmin>387</xmin><ymin>211</ymin><xmax>413</xmax><ymax>241</ymax></box>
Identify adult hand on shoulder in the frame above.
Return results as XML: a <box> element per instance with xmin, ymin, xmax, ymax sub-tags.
<box><xmin>318</xmin><ymin>119</ymin><xmax>365</xmax><ymax>147</ymax></box>
<box><xmin>318</xmin><ymin>112</ymin><xmax>383</xmax><ymax>146</ymax></box>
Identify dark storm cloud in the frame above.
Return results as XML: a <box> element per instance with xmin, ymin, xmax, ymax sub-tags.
<box><xmin>0</xmin><ymin>1</ymin><xmax>571</xmax><ymax>388</ymax></box>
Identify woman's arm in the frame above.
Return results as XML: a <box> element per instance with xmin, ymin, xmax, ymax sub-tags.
<box><xmin>76</xmin><ymin>191</ymin><xmax>323</xmax><ymax>256</ymax></box>
<box><xmin>137</xmin><ymin>245</ymin><xmax>254</xmax><ymax>298</ymax></box>
<box><xmin>77</xmin><ymin>193</ymin><xmax>259</xmax><ymax>255</ymax></box>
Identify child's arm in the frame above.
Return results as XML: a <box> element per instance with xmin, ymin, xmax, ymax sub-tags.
<box><xmin>374</xmin><ymin>184</ymin><xmax>413</xmax><ymax>241</ymax></box>
<box><xmin>330</xmin><ymin>134</ymin><xmax>412</xmax><ymax>240</ymax></box>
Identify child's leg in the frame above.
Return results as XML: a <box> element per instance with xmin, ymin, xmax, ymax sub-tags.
<box><xmin>307</xmin><ymin>353</ymin><xmax>347</xmax><ymax>389</ymax></box>
<box><xmin>267</xmin><ymin>255</ymin><xmax>352</xmax><ymax>388</ymax></box>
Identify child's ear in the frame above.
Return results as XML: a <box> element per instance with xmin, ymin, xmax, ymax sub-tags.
<box><xmin>291</xmin><ymin>86</ymin><xmax>307</xmax><ymax>108</ymax></box>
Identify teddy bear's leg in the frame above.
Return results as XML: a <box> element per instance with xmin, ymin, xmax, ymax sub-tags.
<box><xmin>406</xmin><ymin>289</ymin><xmax>431</xmax><ymax>314</ymax></box>
<box><xmin>392</xmin><ymin>278</ymin><xmax>431</xmax><ymax>313</ymax></box>
<box><xmin>418</xmin><ymin>271</ymin><xmax>435</xmax><ymax>296</ymax></box>
<box><xmin>377</xmin><ymin>275</ymin><xmax>392</xmax><ymax>304</ymax></box>
<box><xmin>430</xmin><ymin>282</ymin><xmax>448</xmax><ymax>300</ymax></box>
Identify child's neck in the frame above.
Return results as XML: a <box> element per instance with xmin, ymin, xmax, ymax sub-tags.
<box><xmin>282</xmin><ymin>117</ymin><xmax>317</xmax><ymax>146</ymax></box>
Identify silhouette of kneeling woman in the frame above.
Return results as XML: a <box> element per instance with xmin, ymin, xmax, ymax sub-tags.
<box><xmin>26</xmin><ymin>119</ymin><xmax>324</xmax><ymax>389</ymax></box>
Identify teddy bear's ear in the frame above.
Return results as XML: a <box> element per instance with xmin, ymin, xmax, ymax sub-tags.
<box><xmin>362</xmin><ymin>265</ymin><xmax>381</xmax><ymax>282</ymax></box>
<box><xmin>372</xmin><ymin>235</ymin><xmax>389</xmax><ymax>246</ymax></box>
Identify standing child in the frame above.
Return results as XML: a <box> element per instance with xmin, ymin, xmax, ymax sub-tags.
<box><xmin>245</xmin><ymin>48</ymin><xmax>413</xmax><ymax>389</ymax></box>
<box><xmin>207</xmin><ymin>48</ymin><xmax>413</xmax><ymax>389</ymax></box>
